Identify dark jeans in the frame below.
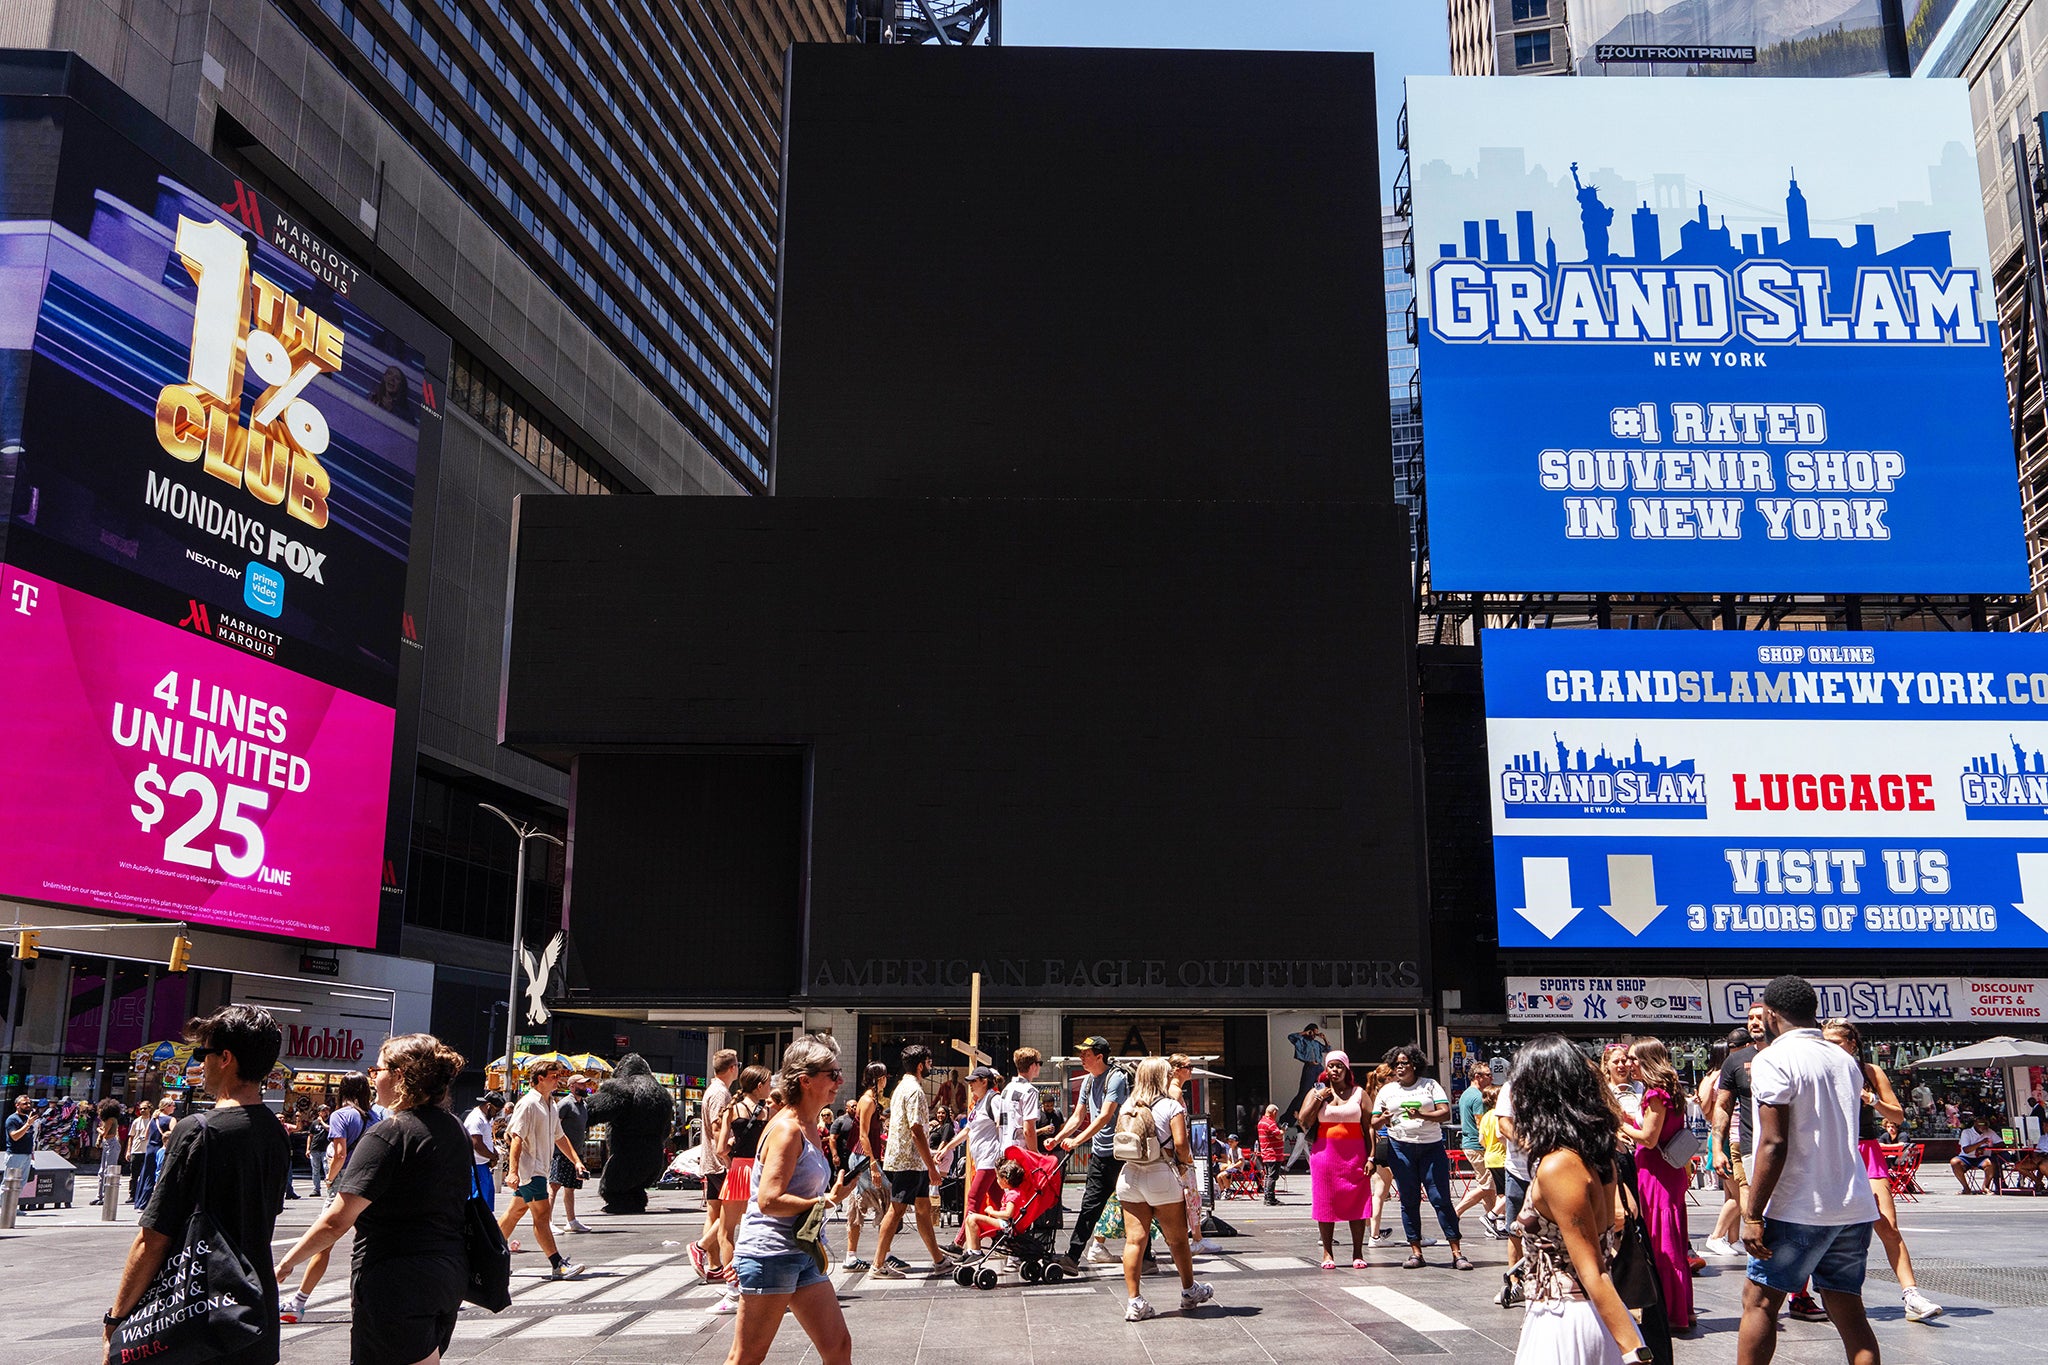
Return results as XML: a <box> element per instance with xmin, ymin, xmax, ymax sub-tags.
<box><xmin>1287</xmin><ymin>1059</ymin><xmax>1322</xmax><ymax>1118</ymax></box>
<box><xmin>1067</xmin><ymin>1150</ymin><xmax>1123</xmax><ymax>1257</ymax></box>
<box><xmin>1262</xmin><ymin>1157</ymin><xmax>1282</xmax><ymax>1202</ymax></box>
<box><xmin>1387</xmin><ymin>1138</ymin><xmax>1461</xmax><ymax>1245</ymax></box>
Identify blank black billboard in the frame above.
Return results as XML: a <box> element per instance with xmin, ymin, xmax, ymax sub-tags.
<box><xmin>772</xmin><ymin>45</ymin><xmax>1388</xmax><ymax>503</ymax></box>
<box><xmin>506</xmin><ymin>495</ymin><xmax>1425</xmax><ymax>1007</ymax></box>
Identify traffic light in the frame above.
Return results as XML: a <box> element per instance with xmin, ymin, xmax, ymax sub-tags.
<box><xmin>168</xmin><ymin>935</ymin><xmax>192</xmax><ymax>972</ymax></box>
<box><xmin>13</xmin><ymin>930</ymin><xmax>38</xmax><ymax>960</ymax></box>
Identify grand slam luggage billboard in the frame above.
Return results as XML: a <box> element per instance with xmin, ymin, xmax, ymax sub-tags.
<box><xmin>1407</xmin><ymin>76</ymin><xmax>2026</xmax><ymax>593</ymax></box>
<box><xmin>1486</xmin><ymin>629</ymin><xmax>2048</xmax><ymax>950</ymax></box>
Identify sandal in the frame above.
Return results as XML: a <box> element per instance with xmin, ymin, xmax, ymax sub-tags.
<box><xmin>1453</xmin><ymin>1256</ymin><xmax>1476</xmax><ymax>1271</ymax></box>
<box><xmin>1352</xmin><ymin>1258</ymin><xmax>1368</xmax><ymax>1269</ymax></box>
<box><xmin>1402</xmin><ymin>1254</ymin><xmax>1425</xmax><ymax>1269</ymax></box>
<box><xmin>1321</xmin><ymin>1258</ymin><xmax>1336</xmax><ymax>1270</ymax></box>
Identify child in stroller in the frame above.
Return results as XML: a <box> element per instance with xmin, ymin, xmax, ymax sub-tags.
<box><xmin>953</xmin><ymin>1145</ymin><xmax>1076</xmax><ymax>1289</ymax></box>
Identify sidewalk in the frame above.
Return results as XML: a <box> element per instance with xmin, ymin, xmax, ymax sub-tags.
<box><xmin>7</xmin><ymin>1180</ymin><xmax>2045</xmax><ymax>1363</ymax></box>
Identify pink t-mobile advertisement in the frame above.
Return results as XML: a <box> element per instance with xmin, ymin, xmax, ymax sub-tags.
<box><xmin>0</xmin><ymin>567</ymin><xmax>392</xmax><ymax>947</ymax></box>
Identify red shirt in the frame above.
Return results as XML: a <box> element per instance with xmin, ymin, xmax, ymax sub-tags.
<box><xmin>1256</xmin><ymin>1114</ymin><xmax>1285</xmax><ymax>1161</ymax></box>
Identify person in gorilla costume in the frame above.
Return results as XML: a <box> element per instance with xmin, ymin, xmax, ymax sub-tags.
<box><xmin>584</xmin><ymin>1052</ymin><xmax>676</xmax><ymax>1213</ymax></box>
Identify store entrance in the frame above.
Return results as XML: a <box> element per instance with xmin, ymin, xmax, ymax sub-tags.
<box><xmin>1062</xmin><ymin>1015</ymin><xmax>1269</xmax><ymax>1148</ymax></box>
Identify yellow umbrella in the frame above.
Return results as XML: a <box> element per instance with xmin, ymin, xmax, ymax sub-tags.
<box><xmin>526</xmin><ymin>1051</ymin><xmax>613</xmax><ymax>1077</ymax></box>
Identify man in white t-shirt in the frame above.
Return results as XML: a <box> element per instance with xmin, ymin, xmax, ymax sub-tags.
<box><xmin>690</xmin><ymin>1049</ymin><xmax>739</xmax><ymax>1282</ymax></box>
<box><xmin>1950</xmin><ymin>1112</ymin><xmax>2004</xmax><ymax>1193</ymax></box>
<box><xmin>1002</xmin><ymin>1047</ymin><xmax>1045</xmax><ymax>1153</ymax></box>
<box><xmin>463</xmin><ymin>1089</ymin><xmax>506</xmax><ymax>1209</ymax></box>
<box><xmin>498</xmin><ymin>1059</ymin><xmax>589</xmax><ymax>1281</ymax></box>
<box><xmin>1738</xmin><ymin>976</ymin><xmax>1880</xmax><ymax>1365</ymax></box>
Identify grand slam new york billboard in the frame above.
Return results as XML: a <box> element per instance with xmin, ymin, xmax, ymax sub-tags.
<box><xmin>1407</xmin><ymin>77</ymin><xmax>2026</xmax><ymax>593</ymax></box>
<box><xmin>1486</xmin><ymin>629</ymin><xmax>2048</xmax><ymax>951</ymax></box>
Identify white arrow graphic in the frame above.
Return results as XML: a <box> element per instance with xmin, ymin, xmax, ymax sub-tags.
<box><xmin>1602</xmin><ymin>854</ymin><xmax>1667</xmax><ymax>936</ymax></box>
<box><xmin>1515</xmin><ymin>858</ymin><xmax>1583</xmax><ymax>939</ymax></box>
<box><xmin>2014</xmin><ymin>853</ymin><xmax>2048</xmax><ymax>934</ymax></box>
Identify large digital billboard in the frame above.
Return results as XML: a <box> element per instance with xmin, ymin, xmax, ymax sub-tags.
<box><xmin>1408</xmin><ymin>77</ymin><xmax>2024</xmax><ymax>593</ymax></box>
<box><xmin>1486</xmin><ymin>628</ymin><xmax>2048</xmax><ymax>951</ymax></box>
<box><xmin>0</xmin><ymin>70</ymin><xmax>445</xmax><ymax>947</ymax></box>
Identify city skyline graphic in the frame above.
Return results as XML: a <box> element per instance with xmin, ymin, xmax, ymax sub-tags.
<box><xmin>1435</xmin><ymin>166</ymin><xmax>1959</xmax><ymax>314</ymax></box>
<box><xmin>1503</xmin><ymin>734</ymin><xmax>1699</xmax><ymax>781</ymax></box>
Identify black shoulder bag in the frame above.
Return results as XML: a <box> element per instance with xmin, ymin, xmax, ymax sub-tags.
<box><xmin>109</xmin><ymin>1116</ymin><xmax>268</xmax><ymax>1365</ymax></box>
<box><xmin>1609</xmin><ymin>1173</ymin><xmax>1663</xmax><ymax>1311</ymax></box>
<box><xmin>463</xmin><ymin>1190</ymin><xmax>512</xmax><ymax>1311</ymax></box>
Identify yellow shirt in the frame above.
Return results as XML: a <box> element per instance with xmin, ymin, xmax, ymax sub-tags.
<box><xmin>1479</xmin><ymin>1109</ymin><xmax>1507</xmax><ymax>1169</ymax></box>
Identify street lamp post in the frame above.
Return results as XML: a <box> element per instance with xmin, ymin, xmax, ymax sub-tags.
<box><xmin>480</xmin><ymin>804</ymin><xmax>564</xmax><ymax>1094</ymax></box>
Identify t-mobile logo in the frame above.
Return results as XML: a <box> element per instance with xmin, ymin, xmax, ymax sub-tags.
<box><xmin>8</xmin><ymin>580</ymin><xmax>36</xmax><ymax>615</ymax></box>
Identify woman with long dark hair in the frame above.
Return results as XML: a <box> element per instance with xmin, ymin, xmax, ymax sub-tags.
<box><xmin>1697</xmin><ymin>1030</ymin><xmax>1745</xmax><ymax>1257</ymax></box>
<box><xmin>282</xmin><ymin>1070</ymin><xmax>380</xmax><ymax>1323</ymax></box>
<box><xmin>278</xmin><ymin>1035</ymin><xmax>472</xmax><ymax>1365</ymax></box>
<box><xmin>93</xmin><ymin>1099</ymin><xmax>125</xmax><ymax>1205</ymax></box>
<box><xmin>1508</xmin><ymin>1035</ymin><xmax>1654</xmax><ymax>1365</ymax></box>
<box><xmin>1298</xmin><ymin>1049</ymin><xmax>1373</xmax><ymax>1268</ymax></box>
<box><xmin>1369</xmin><ymin>1045</ymin><xmax>1470</xmax><ymax>1270</ymax></box>
<box><xmin>1621</xmin><ymin>1038</ymin><xmax>1693</xmax><ymax>1332</ymax></box>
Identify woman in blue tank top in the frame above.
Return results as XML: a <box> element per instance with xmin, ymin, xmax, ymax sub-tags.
<box><xmin>724</xmin><ymin>1034</ymin><xmax>858</xmax><ymax>1365</ymax></box>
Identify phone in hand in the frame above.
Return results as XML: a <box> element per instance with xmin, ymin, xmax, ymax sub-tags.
<box><xmin>845</xmin><ymin>1153</ymin><xmax>871</xmax><ymax>1182</ymax></box>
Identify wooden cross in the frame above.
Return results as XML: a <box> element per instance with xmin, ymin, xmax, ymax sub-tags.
<box><xmin>950</xmin><ymin>973</ymin><xmax>987</xmax><ymax>1186</ymax></box>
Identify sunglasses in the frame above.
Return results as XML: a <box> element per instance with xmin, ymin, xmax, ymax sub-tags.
<box><xmin>187</xmin><ymin>1046</ymin><xmax>216</xmax><ymax>1065</ymax></box>
<box><xmin>814</xmin><ymin>1068</ymin><xmax>844</xmax><ymax>1081</ymax></box>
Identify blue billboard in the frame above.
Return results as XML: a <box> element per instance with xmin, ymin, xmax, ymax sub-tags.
<box><xmin>1485</xmin><ymin>628</ymin><xmax>2048</xmax><ymax>950</ymax></box>
<box><xmin>1408</xmin><ymin>77</ymin><xmax>2026</xmax><ymax>593</ymax></box>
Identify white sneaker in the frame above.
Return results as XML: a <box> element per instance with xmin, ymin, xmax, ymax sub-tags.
<box><xmin>1084</xmin><ymin>1242</ymin><xmax>1119</xmax><ymax>1265</ymax></box>
<box><xmin>1179</xmin><ymin>1281</ymin><xmax>1214</xmax><ymax>1310</ymax></box>
<box><xmin>551</xmin><ymin>1259</ymin><xmax>587</xmax><ymax>1280</ymax></box>
<box><xmin>566</xmin><ymin>1219</ymin><xmax>592</xmax><ymax>1234</ymax></box>
<box><xmin>1125</xmin><ymin>1296</ymin><xmax>1156</xmax><ymax>1322</ymax></box>
<box><xmin>708</xmin><ymin>1291</ymin><xmax>739</xmax><ymax>1314</ymax></box>
<box><xmin>869</xmin><ymin>1263</ymin><xmax>906</xmax><ymax>1279</ymax></box>
<box><xmin>1902</xmin><ymin>1287</ymin><xmax>1944</xmax><ymax>1322</ymax></box>
<box><xmin>1369</xmin><ymin>1229</ymin><xmax>1397</xmax><ymax>1244</ymax></box>
<box><xmin>1194</xmin><ymin>1238</ymin><xmax>1222</xmax><ymax>1254</ymax></box>
<box><xmin>1702</xmin><ymin>1237</ymin><xmax>1741</xmax><ymax>1258</ymax></box>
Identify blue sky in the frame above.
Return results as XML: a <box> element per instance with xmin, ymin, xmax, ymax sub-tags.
<box><xmin>1003</xmin><ymin>0</ymin><xmax>1450</xmax><ymax>203</ymax></box>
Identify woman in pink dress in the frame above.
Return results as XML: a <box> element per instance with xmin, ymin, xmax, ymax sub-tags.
<box><xmin>1298</xmin><ymin>1049</ymin><xmax>1373</xmax><ymax>1268</ymax></box>
<box><xmin>1623</xmin><ymin>1038</ymin><xmax>1694</xmax><ymax>1332</ymax></box>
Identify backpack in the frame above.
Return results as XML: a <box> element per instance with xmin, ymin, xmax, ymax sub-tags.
<box><xmin>1113</xmin><ymin>1099</ymin><xmax>1166</xmax><ymax>1166</ymax></box>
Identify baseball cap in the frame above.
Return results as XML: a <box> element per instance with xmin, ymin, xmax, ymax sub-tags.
<box><xmin>968</xmin><ymin>1066</ymin><xmax>1001</xmax><ymax>1083</ymax></box>
<box><xmin>1487</xmin><ymin>1057</ymin><xmax>1511</xmax><ymax>1082</ymax></box>
<box><xmin>1079</xmin><ymin>1035</ymin><xmax>1111</xmax><ymax>1056</ymax></box>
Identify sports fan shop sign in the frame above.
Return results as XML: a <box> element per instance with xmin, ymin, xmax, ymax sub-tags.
<box><xmin>1708</xmin><ymin>978</ymin><xmax>2048</xmax><ymax>1024</ymax></box>
<box><xmin>1507</xmin><ymin>976</ymin><xmax>1709</xmax><ymax>1024</ymax></box>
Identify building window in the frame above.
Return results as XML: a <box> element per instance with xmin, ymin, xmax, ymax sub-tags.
<box><xmin>1512</xmin><ymin>0</ymin><xmax>1548</xmax><ymax>21</ymax></box>
<box><xmin>449</xmin><ymin>347</ymin><xmax>630</xmax><ymax>495</ymax></box>
<box><xmin>1515</xmin><ymin>30</ymin><xmax>1552</xmax><ymax>67</ymax></box>
<box><xmin>404</xmin><ymin>769</ymin><xmax>565</xmax><ymax>943</ymax></box>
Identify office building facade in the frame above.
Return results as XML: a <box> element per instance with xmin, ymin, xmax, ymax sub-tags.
<box><xmin>1448</xmin><ymin>0</ymin><xmax>1571</xmax><ymax>77</ymax></box>
<box><xmin>0</xmin><ymin>0</ymin><xmax>840</xmax><ymax>1103</ymax></box>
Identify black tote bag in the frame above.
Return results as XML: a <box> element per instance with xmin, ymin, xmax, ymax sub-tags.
<box><xmin>462</xmin><ymin>1193</ymin><xmax>512</xmax><ymax>1311</ymax></box>
<box><xmin>108</xmin><ymin>1118</ymin><xmax>268</xmax><ymax>1365</ymax></box>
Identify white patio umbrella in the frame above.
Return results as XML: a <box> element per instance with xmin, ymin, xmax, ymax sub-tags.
<box><xmin>1909</xmin><ymin>1036</ymin><xmax>2048</xmax><ymax>1144</ymax></box>
<box><xmin>1906</xmin><ymin>1037</ymin><xmax>2048</xmax><ymax>1068</ymax></box>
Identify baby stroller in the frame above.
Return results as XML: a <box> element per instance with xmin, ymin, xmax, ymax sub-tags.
<box><xmin>952</xmin><ymin>1144</ymin><xmax>1074</xmax><ymax>1290</ymax></box>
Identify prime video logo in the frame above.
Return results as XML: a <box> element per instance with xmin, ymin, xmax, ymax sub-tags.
<box><xmin>243</xmin><ymin>561</ymin><xmax>285</xmax><ymax>619</ymax></box>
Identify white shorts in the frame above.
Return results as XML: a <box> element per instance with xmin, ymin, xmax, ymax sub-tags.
<box><xmin>1116</xmin><ymin>1161</ymin><xmax>1188</xmax><ymax>1209</ymax></box>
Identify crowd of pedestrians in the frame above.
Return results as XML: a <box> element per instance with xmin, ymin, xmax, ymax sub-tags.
<box><xmin>64</xmin><ymin>981</ymin><xmax>1984</xmax><ymax>1365</ymax></box>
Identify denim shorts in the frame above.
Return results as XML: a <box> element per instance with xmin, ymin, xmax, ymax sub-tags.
<box><xmin>735</xmin><ymin>1251</ymin><xmax>831</xmax><ymax>1296</ymax></box>
<box><xmin>1746</xmin><ymin>1218</ymin><xmax>1873</xmax><ymax>1296</ymax></box>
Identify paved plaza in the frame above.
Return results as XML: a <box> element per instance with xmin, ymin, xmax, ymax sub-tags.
<box><xmin>7</xmin><ymin>1178</ymin><xmax>2047</xmax><ymax>1365</ymax></box>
